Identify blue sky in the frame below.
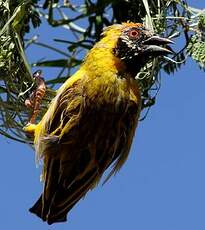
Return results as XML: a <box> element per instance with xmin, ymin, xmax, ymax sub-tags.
<box><xmin>1</xmin><ymin>1</ymin><xmax>205</xmax><ymax>229</ymax></box>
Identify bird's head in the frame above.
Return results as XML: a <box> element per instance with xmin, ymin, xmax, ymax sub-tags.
<box><xmin>102</xmin><ymin>22</ymin><xmax>173</xmax><ymax>75</ymax></box>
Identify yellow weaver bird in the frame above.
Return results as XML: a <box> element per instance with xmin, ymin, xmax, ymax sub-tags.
<box><xmin>26</xmin><ymin>22</ymin><xmax>172</xmax><ymax>224</ymax></box>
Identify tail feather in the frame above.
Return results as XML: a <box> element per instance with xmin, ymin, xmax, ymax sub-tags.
<box><xmin>45</xmin><ymin>168</ymin><xmax>98</xmax><ymax>224</ymax></box>
<box><xmin>29</xmin><ymin>196</ymin><xmax>67</xmax><ymax>224</ymax></box>
<box><xmin>29</xmin><ymin>196</ymin><xmax>44</xmax><ymax>220</ymax></box>
<box><xmin>29</xmin><ymin>156</ymin><xmax>98</xmax><ymax>225</ymax></box>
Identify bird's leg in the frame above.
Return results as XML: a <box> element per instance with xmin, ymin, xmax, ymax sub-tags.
<box><xmin>29</xmin><ymin>70</ymin><xmax>46</xmax><ymax>124</ymax></box>
<box><xmin>23</xmin><ymin>70</ymin><xmax>46</xmax><ymax>134</ymax></box>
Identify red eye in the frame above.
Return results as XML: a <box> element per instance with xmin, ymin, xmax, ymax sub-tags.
<box><xmin>128</xmin><ymin>30</ymin><xmax>139</xmax><ymax>38</ymax></box>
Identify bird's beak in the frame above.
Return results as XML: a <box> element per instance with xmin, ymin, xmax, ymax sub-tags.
<box><xmin>142</xmin><ymin>35</ymin><xmax>174</xmax><ymax>55</ymax></box>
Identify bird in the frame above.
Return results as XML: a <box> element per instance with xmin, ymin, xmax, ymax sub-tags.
<box><xmin>25</xmin><ymin>22</ymin><xmax>172</xmax><ymax>224</ymax></box>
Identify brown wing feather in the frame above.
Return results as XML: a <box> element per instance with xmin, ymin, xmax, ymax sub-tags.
<box><xmin>30</xmin><ymin>76</ymin><xmax>140</xmax><ymax>224</ymax></box>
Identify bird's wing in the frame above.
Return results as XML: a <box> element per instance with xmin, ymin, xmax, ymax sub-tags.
<box><xmin>31</xmin><ymin>72</ymin><xmax>104</xmax><ymax>224</ymax></box>
<box><xmin>31</xmin><ymin>72</ymin><xmax>140</xmax><ymax>224</ymax></box>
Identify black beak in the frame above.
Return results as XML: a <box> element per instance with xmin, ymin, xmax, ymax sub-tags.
<box><xmin>143</xmin><ymin>35</ymin><xmax>174</xmax><ymax>55</ymax></box>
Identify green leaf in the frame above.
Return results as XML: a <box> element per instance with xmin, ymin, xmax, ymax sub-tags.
<box><xmin>33</xmin><ymin>59</ymin><xmax>69</xmax><ymax>67</ymax></box>
<box><xmin>33</xmin><ymin>59</ymin><xmax>81</xmax><ymax>68</ymax></box>
<box><xmin>0</xmin><ymin>86</ymin><xmax>7</xmax><ymax>93</ymax></box>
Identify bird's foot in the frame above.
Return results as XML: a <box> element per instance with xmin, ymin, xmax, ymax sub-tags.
<box><xmin>24</xmin><ymin>70</ymin><xmax>46</xmax><ymax>125</ymax></box>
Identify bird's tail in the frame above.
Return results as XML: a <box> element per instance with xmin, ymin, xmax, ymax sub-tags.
<box><xmin>29</xmin><ymin>196</ymin><xmax>44</xmax><ymax>220</ymax></box>
<box><xmin>29</xmin><ymin>196</ymin><xmax>68</xmax><ymax>224</ymax></box>
<box><xmin>29</xmin><ymin>156</ymin><xmax>69</xmax><ymax>224</ymax></box>
<box><xmin>29</xmin><ymin>155</ymin><xmax>98</xmax><ymax>225</ymax></box>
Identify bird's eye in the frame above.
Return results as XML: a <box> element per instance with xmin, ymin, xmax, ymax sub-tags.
<box><xmin>128</xmin><ymin>29</ymin><xmax>139</xmax><ymax>38</ymax></box>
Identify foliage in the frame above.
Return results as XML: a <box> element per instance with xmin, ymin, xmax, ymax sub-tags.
<box><xmin>0</xmin><ymin>0</ymin><xmax>205</xmax><ymax>143</ymax></box>
<box><xmin>187</xmin><ymin>15</ymin><xmax>205</xmax><ymax>69</ymax></box>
